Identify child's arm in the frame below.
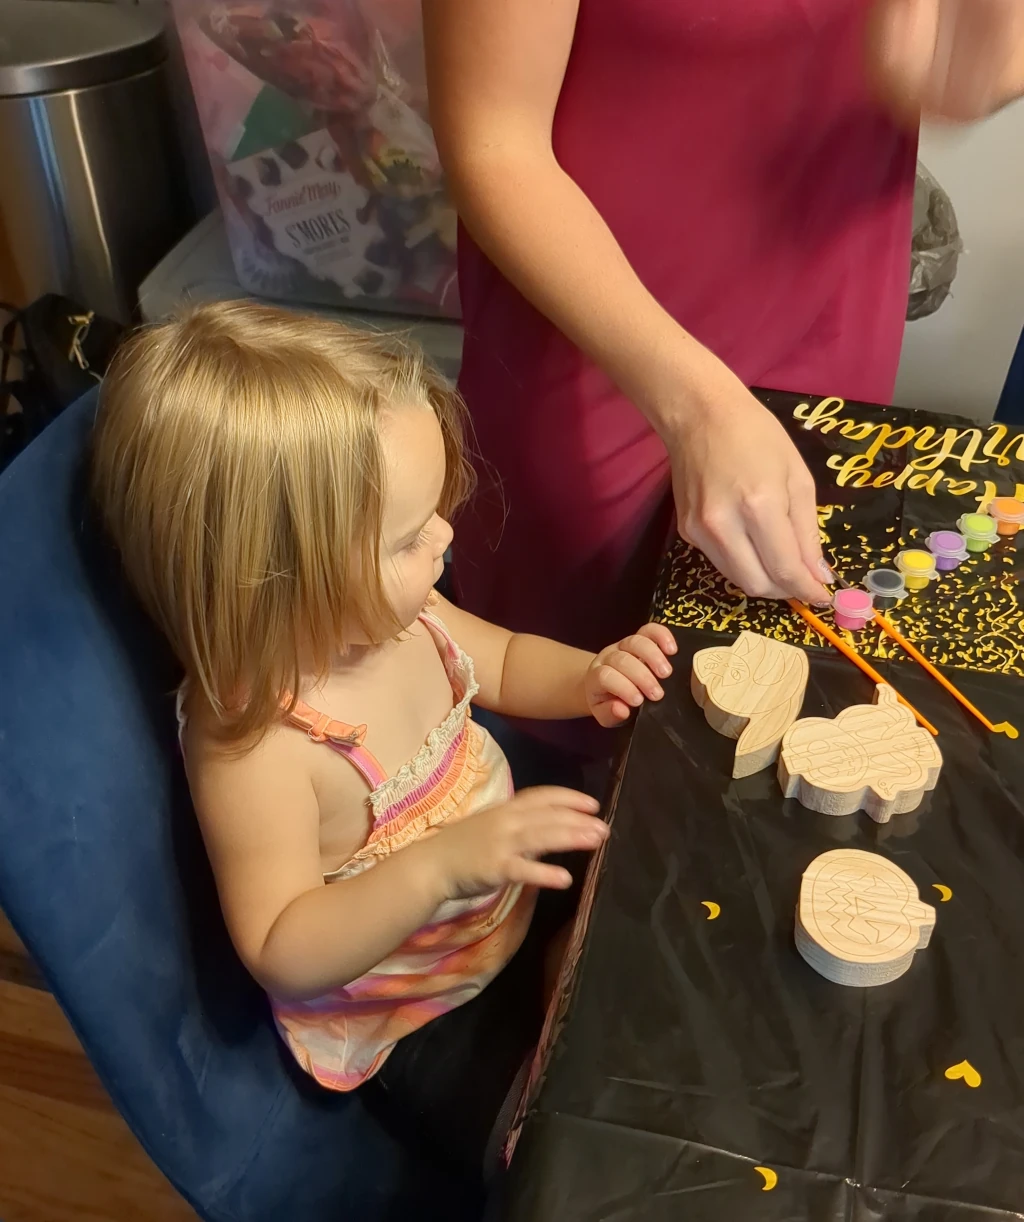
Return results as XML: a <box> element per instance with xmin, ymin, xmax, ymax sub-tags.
<box><xmin>432</xmin><ymin>593</ymin><xmax>677</xmax><ymax>725</ymax></box>
<box><xmin>187</xmin><ymin>726</ymin><xmax>606</xmax><ymax>1001</ymax></box>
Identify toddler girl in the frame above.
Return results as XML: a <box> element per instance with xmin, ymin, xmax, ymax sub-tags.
<box><xmin>91</xmin><ymin>301</ymin><xmax>675</xmax><ymax>1171</ymax></box>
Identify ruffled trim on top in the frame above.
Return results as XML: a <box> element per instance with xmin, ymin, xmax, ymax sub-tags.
<box><xmin>321</xmin><ymin>609</ymin><xmax>485</xmax><ymax>881</ymax></box>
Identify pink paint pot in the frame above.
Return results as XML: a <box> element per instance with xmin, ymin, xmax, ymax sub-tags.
<box><xmin>926</xmin><ymin>530</ymin><xmax>970</xmax><ymax>571</ymax></box>
<box><xmin>832</xmin><ymin>587</ymin><xmax>875</xmax><ymax>631</ymax></box>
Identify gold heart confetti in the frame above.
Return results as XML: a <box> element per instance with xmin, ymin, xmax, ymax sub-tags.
<box><xmin>944</xmin><ymin>1060</ymin><xmax>982</xmax><ymax>1088</ymax></box>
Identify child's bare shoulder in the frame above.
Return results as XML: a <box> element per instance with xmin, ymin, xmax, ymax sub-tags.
<box><xmin>180</xmin><ymin>691</ymin><xmax>369</xmax><ymax>871</ymax></box>
<box><xmin>182</xmin><ymin>701</ymin><xmax>311</xmax><ymax>819</ymax></box>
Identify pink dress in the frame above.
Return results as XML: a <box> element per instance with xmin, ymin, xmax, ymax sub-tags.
<box><xmin>453</xmin><ymin>0</ymin><xmax>917</xmax><ymax>657</ymax></box>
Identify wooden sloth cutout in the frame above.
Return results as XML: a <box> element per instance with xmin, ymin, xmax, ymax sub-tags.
<box><xmin>691</xmin><ymin>631</ymin><xmax>809</xmax><ymax>778</ymax></box>
<box><xmin>779</xmin><ymin>684</ymin><xmax>942</xmax><ymax>822</ymax></box>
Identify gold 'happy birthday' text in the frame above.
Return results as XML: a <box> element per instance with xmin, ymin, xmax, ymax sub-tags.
<box><xmin>793</xmin><ymin>397</ymin><xmax>1024</xmax><ymax>506</ymax></box>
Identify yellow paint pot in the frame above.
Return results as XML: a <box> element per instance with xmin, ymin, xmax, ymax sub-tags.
<box><xmin>989</xmin><ymin>497</ymin><xmax>1024</xmax><ymax>537</ymax></box>
<box><xmin>895</xmin><ymin>548</ymin><xmax>938</xmax><ymax>591</ymax></box>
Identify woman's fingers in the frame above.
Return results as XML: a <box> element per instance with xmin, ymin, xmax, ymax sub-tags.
<box><xmin>743</xmin><ymin>492</ymin><xmax>830</xmax><ymax>606</ymax></box>
<box><xmin>689</xmin><ymin>468</ymin><xmax>828</xmax><ymax>604</ymax></box>
<box><xmin>875</xmin><ymin>0</ymin><xmax>940</xmax><ymax>97</ymax></box>
<box><xmin>870</xmin><ymin>0</ymin><xmax>1024</xmax><ymax>120</ymax></box>
<box><xmin>788</xmin><ymin>468</ymin><xmax>833</xmax><ymax>591</ymax></box>
<box><xmin>668</xmin><ymin>380</ymin><xmax>831</xmax><ymax>603</ymax></box>
<box><xmin>690</xmin><ymin>511</ymin><xmax>787</xmax><ymax>602</ymax></box>
<box><xmin>939</xmin><ymin>0</ymin><xmax>1023</xmax><ymax>117</ymax></box>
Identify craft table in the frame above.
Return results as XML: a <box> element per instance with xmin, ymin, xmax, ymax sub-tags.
<box><xmin>498</xmin><ymin>391</ymin><xmax>1024</xmax><ymax>1221</ymax></box>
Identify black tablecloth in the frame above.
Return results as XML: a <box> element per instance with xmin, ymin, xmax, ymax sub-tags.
<box><xmin>658</xmin><ymin>390</ymin><xmax>1024</xmax><ymax>679</ymax></box>
<box><xmin>500</xmin><ymin>394</ymin><xmax>1024</xmax><ymax>1221</ymax></box>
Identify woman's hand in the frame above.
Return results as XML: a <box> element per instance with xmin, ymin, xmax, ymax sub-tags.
<box><xmin>868</xmin><ymin>0</ymin><xmax>1024</xmax><ymax>121</ymax></box>
<box><xmin>663</xmin><ymin>375</ymin><xmax>833</xmax><ymax>606</ymax></box>
<box><xmin>586</xmin><ymin>624</ymin><xmax>677</xmax><ymax>726</ymax></box>
<box><xmin>424</xmin><ymin>787</ymin><xmax>609</xmax><ymax>899</ymax></box>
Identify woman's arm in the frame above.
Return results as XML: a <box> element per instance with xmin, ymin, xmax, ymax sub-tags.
<box><xmin>423</xmin><ymin>0</ymin><xmax>831</xmax><ymax>605</ymax></box>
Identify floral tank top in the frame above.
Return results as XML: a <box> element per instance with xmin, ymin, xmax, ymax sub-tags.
<box><xmin>271</xmin><ymin>607</ymin><xmax>537</xmax><ymax>1091</ymax></box>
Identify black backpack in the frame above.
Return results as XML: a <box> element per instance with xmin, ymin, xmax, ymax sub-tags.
<box><xmin>1</xmin><ymin>294</ymin><xmax>124</xmax><ymax>473</ymax></box>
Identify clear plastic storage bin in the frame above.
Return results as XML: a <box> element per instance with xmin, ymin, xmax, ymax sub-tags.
<box><xmin>171</xmin><ymin>0</ymin><xmax>458</xmax><ymax>317</ymax></box>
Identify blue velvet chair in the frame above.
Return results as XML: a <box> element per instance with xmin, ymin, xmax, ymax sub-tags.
<box><xmin>0</xmin><ymin>389</ymin><xmax>482</xmax><ymax>1222</ymax></box>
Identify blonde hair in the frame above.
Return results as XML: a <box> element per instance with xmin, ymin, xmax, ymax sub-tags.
<box><xmin>91</xmin><ymin>300</ymin><xmax>473</xmax><ymax>745</ymax></box>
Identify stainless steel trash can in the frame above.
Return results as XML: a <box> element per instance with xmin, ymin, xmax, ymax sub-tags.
<box><xmin>0</xmin><ymin>0</ymin><xmax>195</xmax><ymax>321</ymax></box>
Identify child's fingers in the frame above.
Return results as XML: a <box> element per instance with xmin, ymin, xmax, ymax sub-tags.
<box><xmin>593</xmin><ymin>698</ymin><xmax>632</xmax><ymax>727</ymax></box>
<box><xmin>518</xmin><ymin>812</ymin><xmax>609</xmax><ymax>856</ymax></box>
<box><xmin>599</xmin><ymin>654</ymin><xmax>663</xmax><ymax>702</ymax></box>
<box><xmin>620</xmin><ymin>633</ymin><xmax>674</xmax><ymax>678</ymax></box>
<box><xmin>513</xmin><ymin>786</ymin><xmax>601</xmax><ymax>814</ymax></box>
<box><xmin>509</xmin><ymin>859</ymin><xmax>575</xmax><ymax>890</ymax></box>
<box><xmin>636</xmin><ymin>622</ymin><xmax>677</xmax><ymax>656</ymax></box>
<box><xmin>594</xmin><ymin>664</ymin><xmax>646</xmax><ymax>708</ymax></box>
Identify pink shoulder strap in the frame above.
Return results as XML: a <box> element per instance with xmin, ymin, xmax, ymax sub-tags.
<box><xmin>417</xmin><ymin>608</ymin><xmax>459</xmax><ymax>663</ymax></box>
<box><xmin>283</xmin><ymin>698</ymin><xmax>388</xmax><ymax>791</ymax></box>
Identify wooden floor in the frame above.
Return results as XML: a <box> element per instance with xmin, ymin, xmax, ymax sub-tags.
<box><xmin>0</xmin><ymin>913</ymin><xmax>197</xmax><ymax>1222</ymax></box>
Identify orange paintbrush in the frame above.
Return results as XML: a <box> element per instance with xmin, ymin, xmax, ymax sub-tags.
<box><xmin>787</xmin><ymin>599</ymin><xmax>939</xmax><ymax>736</ymax></box>
<box><xmin>828</xmin><ymin>573</ymin><xmax>1019</xmax><ymax>740</ymax></box>
<box><xmin>870</xmin><ymin>610</ymin><xmax>1018</xmax><ymax>739</ymax></box>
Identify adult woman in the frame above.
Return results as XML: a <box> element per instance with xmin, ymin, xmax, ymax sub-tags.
<box><xmin>423</xmin><ymin>0</ymin><xmax>1024</xmax><ymax>655</ymax></box>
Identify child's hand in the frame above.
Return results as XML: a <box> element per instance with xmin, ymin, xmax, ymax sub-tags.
<box><xmin>424</xmin><ymin>787</ymin><xmax>609</xmax><ymax>899</ymax></box>
<box><xmin>586</xmin><ymin>623</ymin><xmax>677</xmax><ymax>726</ymax></box>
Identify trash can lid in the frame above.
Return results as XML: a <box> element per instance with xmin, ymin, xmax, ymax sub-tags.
<box><xmin>0</xmin><ymin>0</ymin><xmax>168</xmax><ymax>98</ymax></box>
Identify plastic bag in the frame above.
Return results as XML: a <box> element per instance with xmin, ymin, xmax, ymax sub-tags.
<box><xmin>173</xmin><ymin>0</ymin><xmax>459</xmax><ymax>317</ymax></box>
<box><xmin>907</xmin><ymin>162</ymin><xmax>962</xmax><ymax>323</ymax></box>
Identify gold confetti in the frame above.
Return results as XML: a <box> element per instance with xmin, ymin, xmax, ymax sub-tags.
<box><xmin>754</xmin><ymin>1167</ymin><xmax>778</xmax><ymax>1192</ymax></box>
<box><xmin>654</xmin><ymin>517</ymin><xmax>1023</xmax><ymax>678</ymax></box>
<box><xmin>945</xmin><ymin>1060</ymin><xmax>982</xmax><ymax>1088</ymax></box>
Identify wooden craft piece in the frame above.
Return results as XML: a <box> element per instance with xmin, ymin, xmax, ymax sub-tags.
<box><xmin>796</xmin><ymin>848</ymin><xmax>935</xmax><ymax>986</ymax></box>
<box><xmin>691</xmin><ymin>631</ymin><xmax>809</xmax><ymax>778</ymax></box>
<box><xmin>779</xmin><ymin>684</ymin><xmax>942</xmax><ymax>822</ymax></box>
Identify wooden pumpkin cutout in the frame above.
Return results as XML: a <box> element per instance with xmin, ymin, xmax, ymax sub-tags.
<box><xmin>779</xmin><ymin>684</ymin><xmax>942</xmax><ymax>822</ymax></box>
<box><xmin>796</xmin><ymin>848</ymin><xmax>935</xmax><ymax>986</ymax></box>
<box><xmin>691</xmin><ymin>631</ymin><xmax>809</xmax><ymax>778</ymax></box>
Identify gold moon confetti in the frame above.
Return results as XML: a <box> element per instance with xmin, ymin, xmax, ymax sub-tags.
<box><xmin>754</xmin><ymin>1166</ymin><xmax>778</xmax><ymax>1191</ymax></box>
<box><xmin>932</xmin><ymin>884</ymin><xmax>953</xmax><ymax>902</ymax></box>
<box><xmin>701</xmin><ymin>901</ymin><xmax>721</xmax><ymax>920</ymax></box>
